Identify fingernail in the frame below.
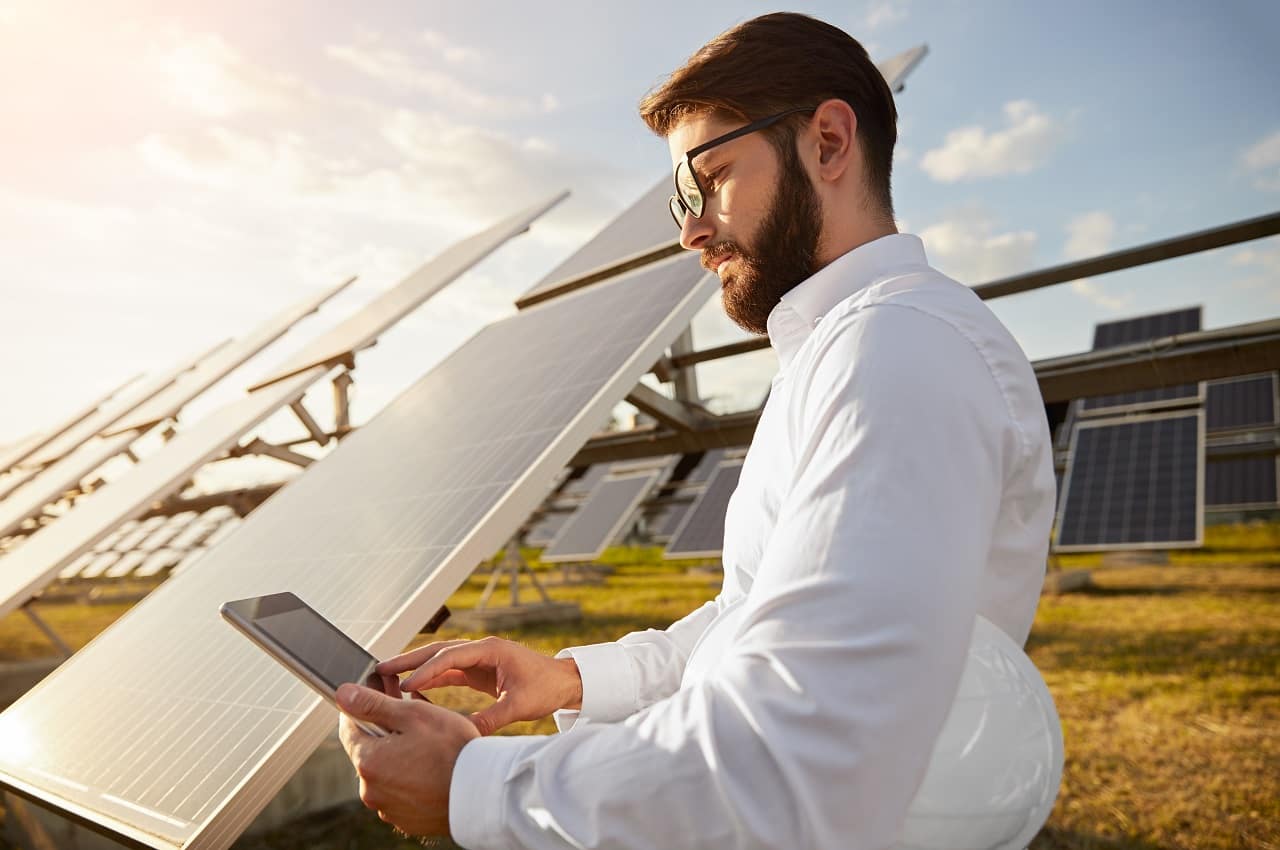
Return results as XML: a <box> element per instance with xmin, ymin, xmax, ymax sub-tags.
<box><xmin>336</xmin><ymin>683</ymin><xmax>357</xmax><ymax>706</ymax></box>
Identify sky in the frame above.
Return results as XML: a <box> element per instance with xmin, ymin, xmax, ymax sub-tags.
<box><xmin>1</xmin><ymin>0</ymin><xmax>1278</xmax><ymax>490</ymax></box>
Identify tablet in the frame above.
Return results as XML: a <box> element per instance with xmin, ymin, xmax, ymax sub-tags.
<box><xmin>221</xmin><ymin>591</ymin><xmax>399</xmax><ymax>737</ymax></box>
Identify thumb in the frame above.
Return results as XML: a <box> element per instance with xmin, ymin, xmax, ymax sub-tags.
<box><xmin>336</xmin><ymin>683</ymin><xmax>402</xmax><ymax>728</ymax></box>
<box><xmin>470</xmin><ymin>692</ymin><xmax>520</xmax><ymax>736</ymax></box>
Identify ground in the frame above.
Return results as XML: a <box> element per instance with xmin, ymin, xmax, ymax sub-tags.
<box><xmin>0</xmin><ymin>525</ymin><xmax>1277</xmax><ymax>850</ymax></box>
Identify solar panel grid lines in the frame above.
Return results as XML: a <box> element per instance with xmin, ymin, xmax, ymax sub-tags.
<box><xmin>0</xmin><ymin>368</ymin><xmax>326</xmax><ymax>622</ymax></box>
<box><xmin>540</xmin><ymin>469</ymin><xmax>661</xmax><ymax>562</ymax></box>
<box><xmin>0</xmin><ymin>254</ymin><xmax>717</xmax><ymax>849</ymax></box>
<box><xmin>1206</xmin><ymin>455</ymin><xmax>1279</xmax><ymax>509</ymax></box>
<box><xmin>651</xmin><ymin>449</ymin><xmax>728</xmax><ymax>540</ymax></box>
<box><xmin>106</xmin><ymin>277</ymin><xmax>358</xmax><ymax>437</ymax></box>
<box><xmin>250</xmin><ymin>191</ymin><xmax>568</xmax><ymax>392</ymax></box>
<box><xmin>1054</xmin><ymin>409</ymin><xmax>1205</xmax><ymax>552</ymax></box>
<box><xmin>29</xmin><ymin>339</ymin><xmax>232</xmax><ymax>468</ymax></box>
<box><xmin>1080</xmin><ymin>307</ymin><xmax>1203</xmax><ymax>415</ymax></box>
<box><xmin>1206</xmin><ymin>372</ymin><xmax>1278</xmax><ymax>433</ymax></box>
<box><xmin>664</xmin><ymin>458</ymin><xmax>745</xmax><ymax>559</ymax></box>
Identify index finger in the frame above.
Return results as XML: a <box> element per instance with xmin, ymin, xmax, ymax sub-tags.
<box><xmin>375</xmin><ymin>639</ymin><xmax>470</xmax><ymax>676</ymax></box>
<box><xmin>400</xmin><ymin>642</ymin><xmax>498</xmax><ymax>692</ymax></box>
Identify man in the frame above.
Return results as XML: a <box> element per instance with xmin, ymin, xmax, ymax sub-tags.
<box><xmin>338</xmin><ymin>12</ymin><xmax>1055</xmax><ymax>849</ymax></box>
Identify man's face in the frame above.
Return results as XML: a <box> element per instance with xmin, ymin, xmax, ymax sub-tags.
<box><xmin>667</xmin><ymin>113</ymin><xmax>824</xmax><ymax>335</ymax></box>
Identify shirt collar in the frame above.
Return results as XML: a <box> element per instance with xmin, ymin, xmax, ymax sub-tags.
<box><xmin>766</xmin><ymin>233</ymin><xmax>929</xmax><ymax>369</ymax></box>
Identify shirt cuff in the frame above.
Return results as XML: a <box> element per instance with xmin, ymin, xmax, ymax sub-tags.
<box><xmin>552</xmin><ymin>642</ymin><xmax>638</xmax><ymax>729</ymax></box>
<box><xmin>449</xmin><ymin>735</ymin><xmax>545</xmax><ymax>850</ymax></box>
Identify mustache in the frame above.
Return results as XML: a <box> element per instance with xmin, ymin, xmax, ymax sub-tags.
<box><xmin>701</xmin><ymin>242</ymin><xmax>745</xmax><ymax>272</ymax></box>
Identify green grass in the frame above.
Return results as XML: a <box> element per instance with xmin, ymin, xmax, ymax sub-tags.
<box><xmin>1</xmin><ymin>530</ymin><xmax>1277</xmax><ymax>849</ymax></box>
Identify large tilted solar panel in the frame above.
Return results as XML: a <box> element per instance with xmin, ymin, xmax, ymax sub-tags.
<box><xmin>1206</xmin><ymin>373</ymin><xmax>1277</xmax><ymax>433</ymax></box>
<box><xmin>541</xmin><ymin>470</ymin><xmax>660</xmax><ymax>562</ymax></box>
<box><xmin>107</xmin><ymin>277</ymin><xmax>356</xmax><ymax>435</ymax></box>
<box><xmin>29</xmin><ymin>340</ymin><xmax>230</xmax><ymax>468</ymax></box>
<box><xmin>1206</xmin><ymin>456</ymin><xmax>1279</xmax><ymax>509</ymax></box>
<box><xmin>518</xmin><ymin>178</ymin><xmax>676</xmax><ymax>306</ymax></box>
<box><xmin>252</xmin><ymin>192</ymin><xmax>566</xmax><ymax>391</ymax></box>
<box><xmin>0</xmin><ymin>254</ymin><xmax>715</xmax><ymax>850</ymax></box>
<box><xmin>0</xmin><ymin>368</ymin><xmax>323</xmax><ymax>621</ymax></box>
<box><xmin>875</xmin><ymin>44</ymin><xmax>929</xmax><ymax>92</ymax></box>
<box><xmin>665</xmin><ymin>459</ymin><xmax>744</xmax><ymax>559</ymax></box>
<box><xmin>1054</xmin><ymin>410</ymin><xmax>1204</xmax><ymax>551</ymax></box>
<box><xmin>1081</xmin><ymin>308</ymin><xmax>1202</xmax><ymax>414</ymax></box>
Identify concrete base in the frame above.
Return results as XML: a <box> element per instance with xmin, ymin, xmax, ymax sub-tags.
<box><xmin>1043</xmin><ymin>569</ymin><xmax>1094</xmax><ymax>594</ymax></box>
<box><xmin>1101</xmin><ymin>550</ymin><xmax>1170</xmax><ymax>567</ymax></box>
<box><xmin>3</xmin><ymin>732</ymin><xmax>360</xmax><ymax>849</ymax></box>
<box><xmin>450</xmin><ymin>601</ymin><xmax>582</xmax><ymax>631</ymax></box>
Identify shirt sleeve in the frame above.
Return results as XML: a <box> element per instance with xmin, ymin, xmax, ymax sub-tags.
<box><xmin>451</xmin><ymin>304</ymin><xmax>1017</xmax><ymax>850</ymax></box>
<box><xmin>551</xmin><ymin>597</ymin><xmax>724</xmax><ymax>730</ymax></box>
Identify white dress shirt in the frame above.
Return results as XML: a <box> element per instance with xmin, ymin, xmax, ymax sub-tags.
<box><xmin>450</xmin><ymin>233</ymin><xmax>1056</xmax><ymax>850</ymax></box>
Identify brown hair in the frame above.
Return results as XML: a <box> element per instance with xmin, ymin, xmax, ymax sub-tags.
<box><xmin>639</xmin><ymin>12</ymin><xmax>898</xmax><ymax>218</ymax></box>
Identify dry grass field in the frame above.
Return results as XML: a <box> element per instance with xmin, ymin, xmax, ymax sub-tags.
<box><xmin>1</xmin><ymin>523</ymin><xmax>1276</xmax><ymax>849</ymax></box>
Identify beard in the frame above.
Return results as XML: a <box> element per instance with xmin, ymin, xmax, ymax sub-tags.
<box><xmin>703</xmin><ymin>141</ymin><xmax>824</xmax><ymax>335</ymax></box>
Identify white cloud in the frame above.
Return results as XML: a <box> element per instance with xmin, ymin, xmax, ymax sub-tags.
<box><xmin>1241</xmin><ymin>129</ymin><xmax>1280</xmax><ymax>192</ymax></box>
<box><xmin>918</xmin><ymin>210</ymin><xmax>1037</xmax><ymax>284</ymax></box>
<box><xmin>863</xmin><ymin>2</ymin><xmax>908</xmax><ymax>30</ymax></box>
<box><xmin>146</xmin><ymin>29</ymin><xmax>310</xmax><ymax>118</ymax></box>
<box><xmin>325</xmin><ymin>31</ymin><xmax>556</xmax><ymax>115</ymax></box>
<box><xmin>1063</xmin><ymin>210</ymin><xmax>1115</xmax><ymax>260</ymax></box>
<box><xmin>1061</xmin><ymin>211</ymin><xmax>1132</xmax><ymax>310</ymax></box>
<box><xmin>1228</xmin><ymin>240</ymin><xmax>1280</xmax><ymax>303</ymax></box>
<box><xmin>420</xmin><ymin>29</ymin><xmax>482</xmax><ymax>65</ymax></box>
<box><xmin>920</xmin><ymin>100</ymin><xmax>1063</xmax><ymax>183</ymax></box>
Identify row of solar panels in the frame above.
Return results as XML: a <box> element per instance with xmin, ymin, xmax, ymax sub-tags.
<box><xmin>1052</xmin><ymin>306</ymin><xmax>1278</xmax><ymax>552</ymax></box>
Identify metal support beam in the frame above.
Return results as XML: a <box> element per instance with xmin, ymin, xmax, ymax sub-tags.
<box><xmin>668</xmin><ymin>328</ymin><xmax>701</xmax><ymax>404</ymax></box>
<box><xmin>289</xmin><ymin>400</ymin><xmax>330</xmax><ymax>447</ymax></box>
<box><xmin>515</xmin><ymin>243</ymin><xmax>684</xmax><ymax>310</ymax></box>
<box><xmin>332</xmin><ymin>371</ymin><xmax>354</xmax><ymax>437</ymax></box>
<box><xmin>23</xmin><ymin>603</ymin><xmax>72</xmax><ymax>658</ymax></box>
<box><xmin>625</xmin><ymin>383</ymin><xmax>710</xmax><ymax>432</ymax></box>
<box><xmin>570</xmin><ymin>410</ymin><xmax>760</xmax><ymax>467</ymax></box>
<box><xmin>237</xmin><ymin>437</ymin><xmax>315</xmax><ymax>469</ymax></box>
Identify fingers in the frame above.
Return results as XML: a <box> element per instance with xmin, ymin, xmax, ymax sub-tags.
<box><xmin>336</xmin><ymin>683</ymin><xmax>405</xmax><ymax>732</ymax></box>
<box><xmin>400</xmin><ymin>641</ymin><xmax>498</xmax><ymax>692</ymax></box>
<box><xmin>407</xmin><ymin>670</ymin><xmax>472</xmax><ymax>691</ymax></box>
<box><xmin>470</xmin><ymin>692</ymin><xmax>520</xmax><ymax>736</ymax></box>
<box><xmin>375</xmin><ymin>640</ymin><xmax>470</xmax><ymax>675</ymax></box>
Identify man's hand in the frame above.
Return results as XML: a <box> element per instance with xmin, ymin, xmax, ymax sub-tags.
<box><xmin>377</xmin><ymin>636</ymin><xmax>583</xmax><ymax>735</ymax></box>
<box><xmin>336</xmin><ymin>683</ymin><xmax>479</xmax><ymax>837</ymax></box>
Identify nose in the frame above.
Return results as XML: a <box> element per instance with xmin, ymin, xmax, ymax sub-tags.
<box><xmin>679</xmin><ymin>210</ymin><xmax>715</xmax><ymax>251</ymax></box>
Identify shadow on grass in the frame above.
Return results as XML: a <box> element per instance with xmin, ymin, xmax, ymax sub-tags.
<box><xmin>1032</xmin><ymin>824</ymin><xmax>1168</xmax><ymax>850</ymax></box>
<box><xmin>1026</xmin><ymin>623</ymin><xmax>1280</xmax><ymax>679</ymax></box>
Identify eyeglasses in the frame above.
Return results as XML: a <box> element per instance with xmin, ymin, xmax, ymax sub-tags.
<box><xmin>668</xmin><ymin>107</ymin><xmax>814</xmax><ymax>230</ymax></box>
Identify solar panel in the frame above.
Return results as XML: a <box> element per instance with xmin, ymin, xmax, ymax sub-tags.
<box><xmin>0</xmin><ymin>368</ymin><xmax>324</xmax><ymax>621</ymax></box>
<box><xmin>250</xmin><ymin>192</ymin><xmax>566</xmax><ymax>391</ymax></box>
<box><xmin>106</xmin><ymin>277</ymin><xmax>356</xmax><ymax>436</ymax></box>
<box><xmin>1080</xmin><ymin>308</ymin><xmax>1203</xmax><ymax>415</ymax></box>
<box><xmin>0</xmin><ymin>466</ymin><xmax>39</xmax><ymax>504</ymax></box>
<box><xmin>1206</xmin><ymin>455</ymin><xmax>1279</xmax><ymax>509</ymax></box>
<box><xmin>28</xmin><ymin>340</ymin><xmax>230</xmax><ymax>468</ymax></box>
<box><xmin>541</xmin><ymin>470</ymin><xmax>660</xmax><ymax>562</ymax></box>
<box><xmin>517</xmin><ymin>179</ymin><xmax>677</xmax><ymax>307</ymax></box>
<box><xmin>111</xmin><ymin>516</ymin><xmax>169</xmax><ymax>553</ymax></box>
<box><xmin>1206</xmin><ymin>373</ymin><xmax>1277</xmax><ymax>432</ymax></box>
<box><xmin>0</xmin><ymin>432</ymin><xmax>141</xmax><ymax>540</ymax></box>
<box><xmin>650</xmin><ymin>449</ymin><xmax>727</xmax><ymax>541</ymax></box>
<box><xmin>876</xmin><ymin>44</ymin><xmax>930</xmax><ymax>92</ymax></box>
<box><xmin>1054</xmin><ymin>410</ymin><xmax>1204</xmax><ymax>551</ymax></box>
<box><xmin>665</xmin><ymin>459</ymin><xmax>744</xmax><ymax>559</ymax></box>
<box><xmin>0</xmin><ymin>376</ymin><xmax>136</xmax><ymax>475</ymax></box>
<box><xmin>0</xmin><ymin>253</ymin><xmax>716</xmax><ymax>849</ymax></box>
<box><xmin>102</xmin><ymin>549</ymin><xmax>150</xmax><ymax>580</ymax></box>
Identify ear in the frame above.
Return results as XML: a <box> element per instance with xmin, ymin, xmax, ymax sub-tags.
<box><xmin>810</xmin><ymin>98</ymin><xmax>858</xmax><ymax>182</ymax></box>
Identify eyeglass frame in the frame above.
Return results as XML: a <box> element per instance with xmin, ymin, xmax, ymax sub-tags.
<box><xmin>667</xmin><ymin>106</ymin><xmax>816</xmax><ymax>229</ymax></box>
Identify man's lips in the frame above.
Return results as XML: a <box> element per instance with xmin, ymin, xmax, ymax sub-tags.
<box><xmin>704</xmin><ymin>252</ymin><xmax>734</xmax><ymax>274</ymax></box>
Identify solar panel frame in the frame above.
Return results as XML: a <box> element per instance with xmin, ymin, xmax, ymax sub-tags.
<box><xmin>0</xmin><ymin>254</ymin><xmax>716</xmax><ymax>850</ymax></box>
<box><xmin>650</xmin><ymin>449</ymin><xmax>727</xmax><ymax>541</ymax></box>
<box><xmin>664</xmin><ymin>459</ymin><xmax>744</xmax><ymax>559</ymax></box>
<box><xmin>0</xmin><ymin>368</ymin><xmax>325</xmax><ymax>621</ymax></box>
<box><xmin>1054</xmin><ymin>409</ymin><xmax>1205</xmax><ymax>552</ymax></box>
<box><xmin>1206</xmin><ymin>372</ymin><xmax>1278</xmax><ymax>433</ymax></box>
<box><xmin>249</xmin><ymin>192</ymin><xmax>566</xmax><ymax>392</ymax></box>
<box><xmin>0</xmin><ymin>376</ymin><xmax>137</xmax><ymax>475</ymax></box>
<box><xmin>541</xmin><ymin>470</ymin><xmax>660</xmax><ymax>562</ymax></box>
<box><xmin>106</xmin><ymin>277</ymin><xmax>355</xmax><ymax>436</ymax></box>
